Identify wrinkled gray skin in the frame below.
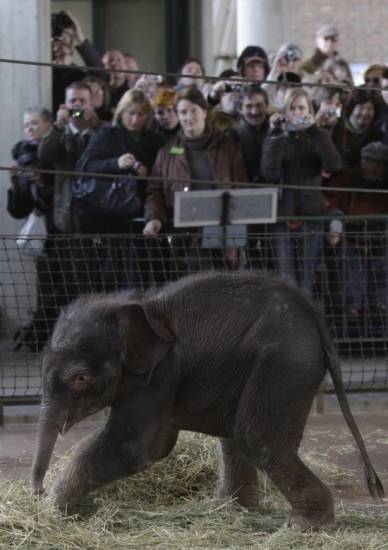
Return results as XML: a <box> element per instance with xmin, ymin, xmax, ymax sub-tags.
<box><xmin>32</xmin><ymin>272</ymin><xmax>384</xmax><ymax>529</ymax></box>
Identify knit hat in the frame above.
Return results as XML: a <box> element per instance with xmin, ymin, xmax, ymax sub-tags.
<box><xmin>152</xmin><ymin>87</ymin><xmax>177</xmax><ymax>108</ymax></box>
<box><xmin>361</xmin><ymin>142</ymin><xmax>388</xmax><ymax>163</ymax></box>
<box><xmin>237</xmin><ymin>45</ymin><xmax>269</xmax><ymax>76</ymax></box>
<box><xmin>316</xmin><ymin>25</ymin><xmax>338</xmax><ymax>39</ymax></box>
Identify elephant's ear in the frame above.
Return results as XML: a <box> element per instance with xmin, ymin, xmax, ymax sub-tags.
<box><xmin>116</xmin><ymin>304</ymin><xmax>175</xmax><ymax>381</ymax></box>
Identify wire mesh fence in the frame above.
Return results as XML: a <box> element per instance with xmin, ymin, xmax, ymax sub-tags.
<box><xmin>1</xmin><ymin>218</ymin><xmax>388</xmax><ymax>406</ymax></box>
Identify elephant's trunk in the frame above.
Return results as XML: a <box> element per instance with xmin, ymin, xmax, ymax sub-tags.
<box><xmin>32</xmin><ymin>400</ymin><xmax>65</xmax><ymax>494</ymax></box>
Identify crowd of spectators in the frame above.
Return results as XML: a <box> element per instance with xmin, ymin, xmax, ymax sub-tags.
<box><xmin>7</xmin><ymin>11</ymin><xmax>388</xmax><ymax>349</ymax></box>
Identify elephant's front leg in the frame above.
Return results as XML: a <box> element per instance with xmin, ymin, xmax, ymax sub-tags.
<box><xmin>54</xmin><ymin>410</ymin><xmax>174</xmax><ymax>513</ymax></box>
<box><xmin>218</xmin><ymin>437</ymin><xmax>260</xmax><ymax>509</ymax></box>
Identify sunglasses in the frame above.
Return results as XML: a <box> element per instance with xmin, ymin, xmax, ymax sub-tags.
<box><xmin>365</xmin><ymin>77</ymin><xmax>381</xmax><ymax>85</ymax></box>
<box><xmin>323</xmin><ymin>36</ymin><xmax>337</xmax><ymax>42</ymax></box>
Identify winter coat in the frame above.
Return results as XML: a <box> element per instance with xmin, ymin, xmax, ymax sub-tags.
<box><xmin>77</xmin><ymin>124</ymin><xmax>165</xmax><ymax>175</ymax></box>
<box><xmin>261</xmin><ymin>124</ymin><xmax>343</xmax><ymax>217</ymax></box>
<box><xmin>144</xmin><ymin>129</ymin><xmax>248</xmax><ymax>225</ymax></box>
<box><xmin>343</xmin><ymin>121</ymin><xmax>383</xmax><ymax>168</ymax></box>
<box><xmin>229</xmin><ymin>118</ymin><xmax>270</xmax><ymax>183</ymax></box>
<box><xmin>7</xmin><ymin>172</ymin><xmax>56</xmax><ymax>234</ymax></box>
<box><xmin>39</xmin><ymin>125</ymin><xmax>96</xmax><ymax>232</ymax></box>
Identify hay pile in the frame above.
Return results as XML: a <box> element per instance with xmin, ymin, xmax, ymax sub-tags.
<box><xmin>0</xmin><ymin>432</ymin><xmax>387</xmax><ymax>549</ymax></box>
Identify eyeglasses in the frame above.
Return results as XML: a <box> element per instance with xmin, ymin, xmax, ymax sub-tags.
<box><xmin>365</xmin><ymin>77</ymin><xmax>381</xmax><ymax>85</ymax></box>
<box><xmin>323</xmin><ymin>36</ymin><xmax>337</xmax><ymax>42</ymax></box>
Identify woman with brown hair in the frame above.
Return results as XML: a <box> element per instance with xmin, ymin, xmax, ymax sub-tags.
<box><xmin>143</xmin><ymin>87</ymin><xmax>248</xmax><ymax>274</ymax></box>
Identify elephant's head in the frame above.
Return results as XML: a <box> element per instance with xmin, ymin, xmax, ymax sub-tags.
<box><xmin>32</xmin><ymin>295</ymin><xmax>174</xmax><ymax>494</ymax></box>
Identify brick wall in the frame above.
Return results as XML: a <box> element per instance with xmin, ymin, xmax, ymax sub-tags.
<box><xmin>286</xmin><ymin>0</ymin><xmax>388</xmax><ymax>64</ymax></box>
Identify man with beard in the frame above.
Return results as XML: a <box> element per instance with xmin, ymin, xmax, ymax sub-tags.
<box><xmin>229</xmin><ymin>84</ymin><xmax>271</xmax><ymax>270</ymax></box>
<box><xmin>229</xmin><ymin>84</ymin><xmax>269</xmax><ymax>182</ymax></box>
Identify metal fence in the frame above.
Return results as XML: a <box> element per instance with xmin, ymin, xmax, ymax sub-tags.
<box><xmin>1</xmin><ymin>217</ymin><xmax>388</xmax><ymax>413</ymax></box>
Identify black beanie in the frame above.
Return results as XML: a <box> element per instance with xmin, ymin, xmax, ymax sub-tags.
<box><xmin>237</xmin><ymin>45</ymin><xmax>269</xmax><ymax>76</ymax></box>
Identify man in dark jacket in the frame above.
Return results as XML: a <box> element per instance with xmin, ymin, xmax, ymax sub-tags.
<box><xmin>39</xmin><ymin>81</ymin><xmax>101</xmax><ymax>233</ymax></box>
<box><xmin>230</xmin><ymin>84</ymin><xmax>269</xmax><ymax>183</ymax></box>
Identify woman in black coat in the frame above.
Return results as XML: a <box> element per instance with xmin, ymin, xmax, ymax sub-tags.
<box><xmin>75</xmin><ymin>89</ymin><xmax>165</xmax><ymax>290</ymax></box>
<box><xmin>261</xmin><ymin>88</ymin><xmax>343</xmax><ymax>295</ymax></box>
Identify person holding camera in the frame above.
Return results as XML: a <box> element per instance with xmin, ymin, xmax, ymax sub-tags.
<box><xmin>208</xmin><ymin>71</ymin><xmax>242</xmax><ymax>132</ymax></box>
<box><xmin>261</xmin><ymin>87</ymin><xmax>343</xmax><ymax>295</ymax></box>
<box><xmin>38</xmin><ymin>81</ymin><xmax>101</xmax><ymax>233</ymax></box>
<box><xmin>51</xmin><ymin>11</ymin><xmax>108</xmax><ymax>113</ymax></box>
<box><xmin>262</xmin><ymin>44</ymin><xmax>304</xmax><ymax>109</ymax></box>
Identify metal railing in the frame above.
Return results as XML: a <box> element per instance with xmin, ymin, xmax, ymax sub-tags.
<box><xmin>1</xmin><ymin>217</ymin><xmax>388</xmax><ymax>413</ymax></box>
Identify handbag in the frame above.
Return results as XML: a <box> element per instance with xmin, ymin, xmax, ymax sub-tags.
<box><xmin>73</xmin><ymin>175</ymin><xmax>143</xmax><ymax>223</ymax></box>
<box><xmin>16</xmin><ymin>210</ymin><xmax>47</xmax><ymax>257</ymax></box>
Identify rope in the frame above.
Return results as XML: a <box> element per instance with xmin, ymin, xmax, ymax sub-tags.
<box><xmin>0</xmin><ymin>57</ymin><xmax>378</xmax><ymax>92</ymax></box>
<box><xmin>2</xmin><ymin>164</ymin><xmax>387</xmax><ymax>196</ymax></box>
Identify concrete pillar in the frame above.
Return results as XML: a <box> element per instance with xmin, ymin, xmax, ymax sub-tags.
<box><xmin>0</xmin><ymin>0</ymin><xmax>52</xmax><ymax>234</ymax></box>
<box><xmin>236</xmin><ymin>0</ymin><xmax>288</xmax><ymax>57</ymax></box>
<box><xmin>0</xmin><ymin>0</ymin><xmax>51</xmax><ymax>325</ymax></box>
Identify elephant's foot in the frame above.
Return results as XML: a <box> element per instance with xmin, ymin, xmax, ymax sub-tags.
<box><xmin>286</xmin><ymin>507</ymin><xmax>335</xmax><ymax>531</ymax></box>
<box><xmin>53</xmin><ymin>477</ymin><xmax>86</xmax><ymax>514</ymax></box>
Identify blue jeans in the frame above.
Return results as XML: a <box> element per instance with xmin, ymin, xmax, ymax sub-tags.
<box><xmin>271</xmin><ymin>221</ymin><xmax>323</xmax><ymax>295</ymax></box>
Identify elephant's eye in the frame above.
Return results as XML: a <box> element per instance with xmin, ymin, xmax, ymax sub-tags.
<box><xmin>72</xmin><ymin>373</ymin><xmax>91</xmax><ymax>391</ymax></box>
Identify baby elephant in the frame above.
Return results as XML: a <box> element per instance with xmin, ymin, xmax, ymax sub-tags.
<box><xmin>32</xmin><ymin>272</ymin><xmax>384</xmax><ymax>529</ymax></box>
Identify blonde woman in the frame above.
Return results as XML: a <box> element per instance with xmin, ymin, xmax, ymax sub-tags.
<box><xmin>74</xmin><ymin>89</ymin><xmax>165</xmax><ymax>289</ymax></box>
<box><xmin>261</xmin><ymin>87</ymin><xmax>343</xmax><ymax>294</ymax></box>
<box><xmin>78</xmin><ymin>89</ymin><xmax>164</xmax><ymax>187</ymax></box>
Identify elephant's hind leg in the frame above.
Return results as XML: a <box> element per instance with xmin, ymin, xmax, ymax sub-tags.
<box><xmin>217</xmin><ymin>437</ymin><xmax>260</xmax><ymax>509</ymax></box>
<box><xmin>234</xmin><ymin>360</ymin><xmax>334</xmax><ymax>529</ymax></box>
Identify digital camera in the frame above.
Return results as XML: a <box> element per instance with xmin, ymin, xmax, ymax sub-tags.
<box><xmin>224</xmin><ymin>83</ymin><xmax>242</xmax><ymax>93</ymax></box>
<box><xmin>274</xmin><ymin>116</ymin><xmax>311</xmax><ymax>132</ymax></box>
<box><xmin>69</xmin><ymin>109</ymin><xmax>84</xmax><ymax>119</ymax></box>
<box><xmin>51</xmin><ymin>11</ymin><xmax>74</xmax><ymax>39</ymax></box>
<box><xmin>326</xmin><ymin>107</ymin><xmax>342</xmax><ymax>118</ymax></box>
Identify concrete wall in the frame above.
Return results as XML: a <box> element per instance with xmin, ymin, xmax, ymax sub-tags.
<box><xmin>0</xmin><ymin>0</ymin><xmax>52</xmax><ymax>322</ymax></box>
<box><xmin>0</xmin><ymin>0</ymin><xmax>51</xmax><ymax>235</ymax></box>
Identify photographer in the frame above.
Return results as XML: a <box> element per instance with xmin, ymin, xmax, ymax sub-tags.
<box><xmin>262</xmin><ymin>44</ymin><xmax>304</xmax><ymax>109</ymax></box>
<box><xmin>208</xmin><ymin>72</ymin><xmax>241</xmax><ymax>132</ymax></box>
<box><xmin>261</xmin><ymin>87</ymin><xmax>343</xmax><ymax>295</ymax></box>
<box><xmin>51</xmin><ymin>10</ymin><xmax>108</xmax><ymax>112</ymax></box>
<box><xmin>39</xmin><ymin>81</ymin><xmax>101</xmax><ymax>233</ymax></box>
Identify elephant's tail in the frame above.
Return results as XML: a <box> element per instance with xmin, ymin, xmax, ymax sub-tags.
<box><xmin>324</xmin><ymin>347</ymin><xmax>384</xmax><ymax>500</ymax></box>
